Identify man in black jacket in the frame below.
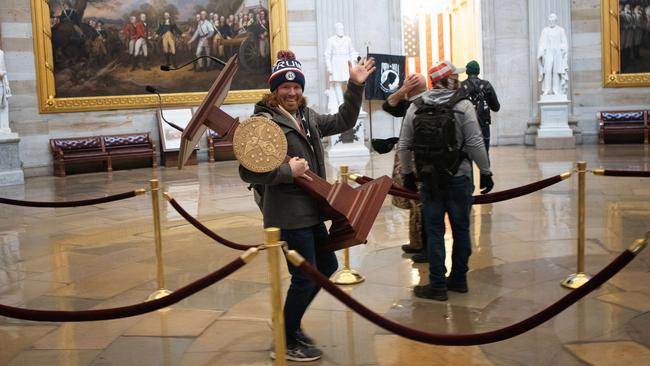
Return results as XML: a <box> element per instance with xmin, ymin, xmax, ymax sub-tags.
<box><xmin>460</xmin><ymin>60</ymin><xmax>500</xmax><ymax>153</ymax></box>
<box><xmin>239</xmin><ymin>50</ymin><xmax>375</xmax><ymax>362</ymax></box>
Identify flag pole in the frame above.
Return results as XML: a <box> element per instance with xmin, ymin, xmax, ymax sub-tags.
<box><xmin>365</xmin><ymin>42</ymin><xmax>373</xmax><ymax>152</ymax></box>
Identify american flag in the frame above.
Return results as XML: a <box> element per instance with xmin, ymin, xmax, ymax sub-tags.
<box><xmin>403</xmin><ymin>13</ymin><xmax>452</xmax><ymax>86</ymax></box>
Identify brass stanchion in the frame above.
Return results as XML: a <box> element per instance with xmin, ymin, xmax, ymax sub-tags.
<box><xmin>266</xmin><ymin>228</ymin><xmax>287</xmax><ymax>366</ymax></box>
<box><xmin>147</xmin><ymin>179</ymin><xmax>172</xmax><ymax>301</ymax></box>
<box><xmin>331</xmin><ymin>166</ymin><xmax>365</xmax><ymax>285</ymax></box>
<box><xmin>561</xmin><ymin>161</ymin><xmax>592</xmax><ymax>289</ymax></box>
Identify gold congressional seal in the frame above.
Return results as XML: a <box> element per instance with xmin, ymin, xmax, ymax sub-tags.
<box><xmin>233</xmin><ymin>116</ymin><xmax>288</xmax><ymax>173</ymax></box>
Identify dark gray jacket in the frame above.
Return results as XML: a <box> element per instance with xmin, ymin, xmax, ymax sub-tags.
<box><xmin>239</xmin><ymin>81</ymin><xmax>364</xmax><ymax>229</ymax></box>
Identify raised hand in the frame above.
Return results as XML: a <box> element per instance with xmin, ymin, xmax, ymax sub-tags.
<box><xmin>348</xmin><ymin>57</ymin><xmax>376</xmax><ymax>85</ymax></box>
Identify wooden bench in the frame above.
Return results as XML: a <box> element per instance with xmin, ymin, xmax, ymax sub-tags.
<box><xmin>50</xmin><ymin>136</ymin><xmax>109</xmax><ymax>177</ymax></box>
<box><xmin>50</xmin><ymin>133</ymin><xmax>156</xmax><ymax>177</ymax></box>
<box><xmin>598</xmin><ymin>110</ymin><xmax>648</xmax><ymax>144</ymax></box>
<box><xmin>102</xmin><ymin>132</ymin><xmax>157</xmax><ymax>171</ymax></box>
<box><xmin>207</xmin><ymin>129</ymin><xmax>235</xmax><ymax>162</ymax></box>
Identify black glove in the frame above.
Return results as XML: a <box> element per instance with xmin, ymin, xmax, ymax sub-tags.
<box><xmin>402</xmin><ymin>172</ymin><xmax>418</xmax><ymax>192</ymax></box>
<box><xmin>371</xmin><ymin>137</ymin><xmax>399</xmax><ymax>154</ymax></box>
<box><xmin>480</xmin><ymin>173</ymin><xmax>494</xmax><ymax>194</ymax></box>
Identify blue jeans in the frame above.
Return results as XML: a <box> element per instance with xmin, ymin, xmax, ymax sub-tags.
<box><xmin>421</xmin><ymin>175</ymin><xmax>474</xmax><ymax>289</ymax></box>
<box><xmin>281</xmin><ymin>222</ymin><xmax>338</xmax><ymax>343</ymax></box>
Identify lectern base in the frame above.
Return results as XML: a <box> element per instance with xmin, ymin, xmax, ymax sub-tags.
<box><xmin>331</xmin><ymin>269</ymin><xmax>365</xmax><ymax>285</ymax></box>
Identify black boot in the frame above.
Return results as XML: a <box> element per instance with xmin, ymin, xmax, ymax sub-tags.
<box><xmin>164</xmin><ymin>53</ymin><xmax>171</xmax><ymax>67</ymax></box>
<box><xmin>130</xmin><ymin>55</ymin><xmax>138</xmax><ymax>71</ymax></box>
<box><xmin>143</xmin><ymin>57</ymin><xmax>150</xmax><ymax>70</ymax></box>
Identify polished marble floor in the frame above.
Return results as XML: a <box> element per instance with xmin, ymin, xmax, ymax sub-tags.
<box><xmin>1</xmin><ymin>145</ymin><xmax>650</xmax><ymax>366</ymax></box>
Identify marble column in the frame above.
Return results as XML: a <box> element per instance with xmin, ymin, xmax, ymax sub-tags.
<box><xmin>316</xmin><ymin>0</ymin><xmax>357</xmax><ymax>114</ymax></box>
<box><xmin>316</xmin><ymin>0</ymin><xmax>404</xmax><ymax>153</ymax></box>
<box><xmin>317</xmin><ymin>0</ymin><xmax>370</xmax><ymax>161</ymax></box>
<box><xmin>480</xmin><ymin>0</ymin><xmax>532</xmax><ymax>145</ymax></box>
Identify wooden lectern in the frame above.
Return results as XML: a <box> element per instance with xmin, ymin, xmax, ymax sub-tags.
<box><xmin>178</xmin><ymin>55</ymin><xmax>393</xmax><ymax>251</ymax></box>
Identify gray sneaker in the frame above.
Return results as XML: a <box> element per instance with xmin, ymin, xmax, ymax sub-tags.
<box><xmin>270</xmin><ymin>342</ymin><xmax>322</xmax><ymax>362</ymax></box>
<box><xmin>295</xmin><ymin>329</ymin><xmax>316</xmax><ymax>346</ymax></box>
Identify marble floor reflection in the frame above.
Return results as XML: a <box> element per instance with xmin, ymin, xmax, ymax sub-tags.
<box><xmin>1</xmin><ymin>145</ymin><xmax>649</xmax><ymax>365</ymax></box>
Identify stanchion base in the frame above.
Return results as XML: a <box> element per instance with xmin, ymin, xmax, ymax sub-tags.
<box><xmin>561</xmin><ymin>273</ymin><xmax>591</xmax><ymax>289</ymax></box>
<box><xmin>331</xmin><ymin>269</ymin><xmax>365</xmax><ymax>285</ymax></box>
<box><xmin>146</xmin><ymin>289</ymin><xmax>173</xmax><ymax>301</ymax></box>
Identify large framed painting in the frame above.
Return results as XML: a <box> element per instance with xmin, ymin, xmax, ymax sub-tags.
<box><xmin>30</xmin><ymin>0</ymin><xmax>288</xmax><ymax>113</ymax></box>
<box><xmin>601</xmin><ymin>0</ymin><xmax>650</xmax><ymax>87</ymax></box>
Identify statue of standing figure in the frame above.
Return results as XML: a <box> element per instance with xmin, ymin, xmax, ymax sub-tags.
<box><xmin>0</xmin><ymin>48</ymin><xmax>12</xmax><ymax>134</ymax></box>
<box><xmin>537</xmin><ymin>13</ymin><xmax>569</xmax><ymax>96</ymax></box>
<box><xmin>324</xmin><ymin>22</ymin><xmax>359</xmax><ymax>113</ymax></box>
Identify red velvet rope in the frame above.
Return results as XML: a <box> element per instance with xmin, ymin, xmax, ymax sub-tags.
<box><xmin>600</xmin><ymin>170</ymin><xmax>650</xmax><ymax>177</ymax></box>
<box><xmin>0</xmin><ymin>256</ymin><xmax>247</xmax><ymax>322</ymax></box>
<box><xmin>354</xmin><ymin>175</ymin><xmax>565</xmax><ymax>205</ymax></box>
<box><xmin>296</xmin><ymin>249</ymin><xmax>635</xmax><ymax>345</ymax></box>
<box><xmin>0</xmin><ymin>191</ymin><xmax>139</xmax><ymax>208</ymax></box>
<box><xmin>472</xmin><ymin>175</ymin><xmax>563</xmax><ymax>204</ymax></box>
<box><xmin>167</xmin><ymin>198</ymin><xmax>260</xmax><ymax>251</ymax></box>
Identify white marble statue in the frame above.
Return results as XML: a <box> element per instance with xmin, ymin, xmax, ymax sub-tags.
<box><xmin>537</xmin><ymin>13</ymin><xmax>568</xmax><ymax>96</ymax></box>
<box><xmin>324</xmin><ymin>22</ymin><xmax>359</xmax><ymax>113</ymax></box>
<box><xmin>0</xmin><ymin>49</ymin><xmax>11</xmax><ymax>134</ymax></box>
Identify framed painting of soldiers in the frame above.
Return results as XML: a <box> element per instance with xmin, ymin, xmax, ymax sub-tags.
<box><xmin>601</xmin><ymin>0</ymin><xmax>650</xmax><ymax>87</ymax></box>
<box><xmin>31</xmin><ymin>0</ymin><xmax>288</xmax><ymax>113</ymax></box>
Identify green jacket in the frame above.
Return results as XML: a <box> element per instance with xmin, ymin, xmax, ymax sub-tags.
<box><xmin>239</xmin><ymin>81</ymin><xmax>364</xmax><ymax>229</ymax></box>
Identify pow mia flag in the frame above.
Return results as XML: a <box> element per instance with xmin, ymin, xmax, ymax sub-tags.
<box><xmin>364</xmin><ymin>53</ymin><xmax>405</xmax><ymax>100</ymax></box>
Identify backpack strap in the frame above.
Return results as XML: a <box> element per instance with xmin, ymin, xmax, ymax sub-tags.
<box><xmin>412</xmin><ymin>96</ymin><xmax>426</xmax><ymax>110</ymax></box>
<box><xmin>446</xmin><ymin>91</ymin><xmax>467</xmax><ymax>111</ymax></box>
<box><xmin>447</xmin><ymin>91</ymin><xmax>470</xmax><ymax>162</ymax></box>
<box><xmin>464</xmin><ymin>78</ymin><xmax>486</xmax><ymax>103</ymax></box>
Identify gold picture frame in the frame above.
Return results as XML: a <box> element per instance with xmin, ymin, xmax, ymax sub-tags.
<box><xmin>31</xmin><ymin>0</ymin><xmax>288</xmax><ymax>113</ymax></box>
<box><xmin>601</xmin><ymin>0</ymin><xmax>650</xmax><ymax>87</ymax></box>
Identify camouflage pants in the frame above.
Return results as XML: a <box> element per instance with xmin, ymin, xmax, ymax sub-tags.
<box><xmin>392</xmin><ymin>154</ymin><xmax>424</xmax><ymax>249</ymax></box>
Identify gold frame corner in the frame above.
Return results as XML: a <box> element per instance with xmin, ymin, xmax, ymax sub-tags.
<box><xmin>601</xmin><ymin>0</ymin><xmax>650</xmax><ymax>88</ymax></box>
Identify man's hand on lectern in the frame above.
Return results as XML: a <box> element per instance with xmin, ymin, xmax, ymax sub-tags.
<box><xmin>289</xmin><ymin>157</ymin><xmax>312</xmax><ymax>181</ymax></box>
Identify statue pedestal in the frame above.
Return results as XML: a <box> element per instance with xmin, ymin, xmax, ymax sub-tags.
<box><xmin>536</xmin><ymin>95</ymin><xmax>575</xmax><ymax>149</ymax></box>
<box><xmin>326</xmin><ymin>111</ymin><xmax>370</xmax><ymax>170</ymax></box>
<box><xmin>0</xmin><ymin>134</ymin><xmax>24</xmax><ymax>186</ymax></box>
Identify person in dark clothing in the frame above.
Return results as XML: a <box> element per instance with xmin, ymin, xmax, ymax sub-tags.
<box><xmin>239</xmin><ymin>50</ymin><xmax>375</xmax><ymax>362</ymax></box>
<box><xmin>58</xmin><ymin>1</ymin><xmax>83</xmax><ymax>40</ymax></box>
<box><xmin>59</xmin><ymin>1</ymin><xmax>81</xmax><ymax>27</ymax></box>
<box><xmin>460</xmin><ymin>60</ymin><xmax>500</xmax><ymax>153</ymax></box>
<box><xmin>381</xmin><ymin>74</ymin><xmax>429</xmax><ymax>261</ymax></box>
<box><xmin>156</xmin><ymin>12</ymin><xmax>182</xmax><ymax>68</ymax></box>
<box><xmin>398</xmin><ymin>60</ymin><xmax>494</xmax><ymax>302</ymax></box>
